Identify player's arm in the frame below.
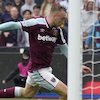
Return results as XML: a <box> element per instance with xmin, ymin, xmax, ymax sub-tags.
<box><xmin>59</xmin><ymin>43</ymin><xmax>68</xmax><ymax>58</ymax></box>
<box><xmin>0</xmin><ymin>22</ymin><xmax>21</xmax><ymax>31</ymax></box>
<box><xmin>58</xmin><ymin>43</ymin><xmax>91</xmax><ymax>73</ymax></box>
<box><xmin>56</xmin><ymin>28</ymin><xmax>68</xmax><ymax>58</ymax></box>
<box><xmin>59</xmin><ymin>43</ymin><xmax>91</xmax><ymax>73</ymax></box>
<box><xmin>0</xmin><ymin>18</ymin><xmax>44</xmax><ymax>32</ymax></box>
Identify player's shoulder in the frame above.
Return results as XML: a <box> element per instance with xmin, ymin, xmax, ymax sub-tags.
<box><xmin>31</xmin><ymin>16</ymin><xmax>46</xmax><ymax>22</ymax></box>
<box><xmin>20</xmin><ymin>16</ymin><xmax>47</xmax><ymax>27</ymax></box>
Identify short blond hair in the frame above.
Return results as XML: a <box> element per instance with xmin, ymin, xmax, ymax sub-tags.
<box><xmin>50</xmin><ymin>4</ymin><xmax>66</xmax><ymax>13</ymax></box>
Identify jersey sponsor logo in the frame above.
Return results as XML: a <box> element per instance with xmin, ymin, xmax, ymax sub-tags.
<box><xmin>52</xmin><ymin>27</ymin><xmax>59</xmax><ymax>36</ymax></box>
<box><xmin>37</xmin><ymin>34</ymin><xmax>57</xmax><ymax>43</ymax></box>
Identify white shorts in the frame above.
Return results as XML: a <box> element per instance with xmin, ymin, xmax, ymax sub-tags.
<box><xmin>26</xmin><ymin>67</ymin><xmax>59</xmax><ymax>90</ymax></box>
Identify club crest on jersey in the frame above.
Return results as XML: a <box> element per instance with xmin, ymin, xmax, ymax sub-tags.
<box><xmin>51</xmin><ymin>77</ymin><xmax>56</xmax><ymax>82</ymax></box>
<box><xmin>40</xmin><ymin>28</ymin><xmax>45</xmax><ymax>32</ymax></box>
<box><xmin>38</xmin><ymin>34</ymin><xmax>57</xmax><ymax>43</ymax></box>
<box><xmin>52</xmin><ymin>27</ymin><xmax>58</xmax><ymax>36</ymax></box>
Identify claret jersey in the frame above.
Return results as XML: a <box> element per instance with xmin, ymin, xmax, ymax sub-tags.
<box><xmin>19</xmin><ymin>17</ymin><xmax>65</xmax><ymax>72</ymax></box>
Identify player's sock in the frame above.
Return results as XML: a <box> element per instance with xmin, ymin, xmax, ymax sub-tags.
<box><xmin>0</xmin><ymin>87</ymin><xmax>22</xmax><ymax>98</ymax></box>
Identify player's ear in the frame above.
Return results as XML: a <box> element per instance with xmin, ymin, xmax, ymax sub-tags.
<box><xmin>53</xmin><ymin>12</ymin><xmax>60</xmax><ymax>19</ymax></box>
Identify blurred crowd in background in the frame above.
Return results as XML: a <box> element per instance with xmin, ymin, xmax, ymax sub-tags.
<box><xmin>81</xmin><ymin>0</ymin><xmax>100</xmax><ymax>50</ymax></box>
<box><xmin>0</xmin><ymin>0</ymin><xmax>68</xmax><ymax>47</ymax></box>
<box><xmin>0</xmin><ymin>0</ymin><xmax>100</xmax><ymax>50</ymax></box>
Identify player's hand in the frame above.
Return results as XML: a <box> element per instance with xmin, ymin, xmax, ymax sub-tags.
<box><xmin>2</xmin><ymin>80</ymin><xmax>6</xmax><ymax>84</ymax></box>
<box><xmin>82</xmin><ymin>65</ymin><xmax>91</xmax><ymax>74</ymax></box>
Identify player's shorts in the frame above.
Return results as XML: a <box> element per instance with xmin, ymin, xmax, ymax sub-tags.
<box><xmin>26</xmin><ymin>67</ymin><xmax>59</xmax><ymax>90</ymax></box>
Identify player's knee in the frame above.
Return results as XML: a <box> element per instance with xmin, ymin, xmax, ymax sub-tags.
<box><xmin>21</xmin><ymin>88</ymin><xmax>33</xmax><ymax>98</ymax></box>
<box><xmin>23</xmin><ymin>94</ymin><xmax>33</xmax><ymax>98</ymax></box>
<box><xmin>63</xmin><ymin>94</ymin><xmax>67</xmax><ymax>99</ymax></box>
<box><xmin>59</xmin><ymin>91</ymin><xmax>67</xmax><ymax>99</ymax></box>
<box><xmin>22</xmin><ymin>91</ymin><xmax>33</xmax><ymax>98</ymax></box>
<box><xmin>60</xmin><ymin>93</ymin><xmax>67</xmax><ymax>99</ymax></box>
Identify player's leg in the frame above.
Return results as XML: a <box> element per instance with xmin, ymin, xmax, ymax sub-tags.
<box><xmin>21</xmin><ymin>83</ymin><xmax>40</xmax><ymax>98</ymax></box>
<box><xmin>0</xmin><ymin>86</ymin><xmax>22</xmax><ymax>98</ymax></box>
<box><xmin>0</xmin><ymin>84</ymin><xmax>40</xmax><ymax>98</ymax></box>
<box><xmin>0</xmin><ymin>72</ymin><xmax>41</xmax><ymax>98</ymax></box>
<box><xmin>20</xmin><ymin>71</ymin><xmax>41</xmax><ymax>98</ymax></box>
<box><xmin>53</xmin><ymin>81</ymin><xmax>67</xmax><ymax>100</ymax></box>
<box><xmin>37</xmin><ymin>67</ymin><xmax>67</xmax><ymax>100</ymax></box>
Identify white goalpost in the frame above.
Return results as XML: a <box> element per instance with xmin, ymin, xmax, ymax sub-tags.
<box><xmin>68</xmin><ymin>0</ymin><xmax>81</xmax><ymax>100</ymax></box>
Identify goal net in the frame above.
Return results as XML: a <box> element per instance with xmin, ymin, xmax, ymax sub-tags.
<box><xmin>68</xmin><ymin>0</ymin><xmax>100</xmax><ymax>100</ymax></box>
<box><xmin>82</xmin><ymin>17</ymin><xmax>100</xmax><ymax>100</ymax></box>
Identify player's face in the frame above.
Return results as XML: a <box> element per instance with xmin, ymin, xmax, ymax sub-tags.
<box><xmin>53</xmin><ymin>10</ymin><xmax>66</xmax><ymax>27</ymax></box>
<box><xmin>47</xmin><ymin>0</ymin><xmax>55</xmax><ymax>3</ymax></box>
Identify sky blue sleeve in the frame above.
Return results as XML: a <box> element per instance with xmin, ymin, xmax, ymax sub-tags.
<box><xmin>58</xmin><ymin>43</ymin><xmax>68</xmax><ymax>58</ymax></box>
<box><xmin>0</xmin><ymin>22</ymin><xmax>21</xmax><ymax>31</ymax></box>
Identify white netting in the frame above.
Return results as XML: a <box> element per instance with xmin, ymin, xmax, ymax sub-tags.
<box><xmin>82</xmin><ymin>24</ymin><xmax>100</xmax><ymax>99</ymax></box>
